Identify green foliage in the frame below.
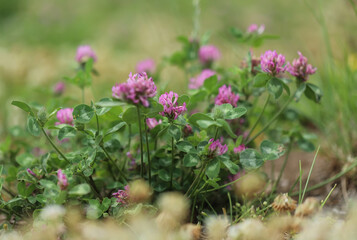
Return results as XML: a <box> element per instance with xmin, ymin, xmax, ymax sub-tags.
<box><xmin>69</xmin><ymin>184</ymin><xmax>91</xmax><ymax>196</ymax></box>
<box><xmin>240</xmin><ymin>149</ymin><xmax>265</xmax><ymax>170</ymax></box>
<box><xmin>73</xmin><ymin>104</ymin><xmax>95</xmax><ymax>123</ymax></box>
<box><xmin>4</xmin><ymin>22</ymin><xmax>325</xmax><ymax>225</ymax></box>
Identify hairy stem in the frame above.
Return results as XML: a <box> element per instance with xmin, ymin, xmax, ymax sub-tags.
<box><xmin>271</xmin><ymin>141</ymin><xmax>293</xmax><ymax>193</ymax></box>
<box><xmin>83</xmin><ymin>174</ymin><xmax>102</xmax><ymax>199</ymax></box>
<box><xmin>246</xmin><ymin>91</ymin><xmax>296</xmax><ymax>145</ymax></box>
<box><xmin>185</xmin><ymin>162</ymin><xmax>206</xmax><ymax>197</ymax></box>
<box><xmin>40</xmin><ymin>127</ymin><xmax>70</xmax><ymax>164</ymax></box>
<box><xmin>214</xmin><ymin>127</ymin><xmax>219</xmax><ymax>140</ymax></box>
<box><xmin>128</xmin><ymin>124</ymin><xmax>132</xmax><ymax>149</ymax></box>
<box><xmin>144</xmin><ymin>118</ymin><xmax>152</xmax><ymax>185</ymax></box>
<box><xmin>95</xmin><ymin>113</ymin><xmax>100</xmax><ymax>137</ymax></box>
<box><xmin>187</xmin><ymin>163</ymin><xmax>207</xmax><ymax>198</ymax></box>
<box><xmin>101</xmin><ymin>146</ymin><xmax>127</xmax><ymax>182</ymax></box>
<box><xmin>245</xmin><ymin>94</ymin><xmax>271</xmax><ymax>143</ymax></box>
<box><xmin>202</xmin><ymin>174</ymin><xmax>244</xmax><ymax>194</ymax></box>
<box><xmin>82</xmin><ymin>87</ymin><xmax>85</xmax><ymax>103</ymax></box>
<box><xmin>136</xmin><ymin>106</ymin><xmax>144</xmax><ymax>178</ymax></box>
<box><xmin>170</xmin><ymin>136</ymin><xmax>174</xmax><ymax>189</ymax></box>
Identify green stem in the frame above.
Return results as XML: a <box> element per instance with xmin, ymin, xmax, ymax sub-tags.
<box><xmin>298</xmin><ymin>160</ymin><xmax>303</xmax><ymax>203</ymax></box>
<box><xmin>291</xmin><ymin>157</ymin><xmax>357</xmax><ymax>198</ymax></box>
<box><xmin>106</xmin><ymin>159</ymin><xmax>117</xmax><ymax>181</ymax></box>
<box><xmin>245</xmin><ymin>94</ymin><xmax>270</xmax><ymax>143</ymax></box>
<box><xmin>320</xmin><ymin>184</ymin><xmax>337</xmax><ymax>209</ymax></box>
<box><xmin>201</xmin><ymin>174</ymin><xmax>244</xmax><ymax>194</ymax></box>
<box><xmin>83</xmin><ymin>174</ymin><xmax>102</xmax><ymax>199</ymax></box>
<box><xmin>227</xmin><ymin>192</ymin><xmax>233</xmax><ymax>223</ymax></box>
<box><xmin>246</xmin><ymin>91</ymin><xmax>296</xmax><ymax>145</ymax></box>
<box><xmin>136</xmin><ymin>106</ymin><xmax>144</xmax><ymax>179</ymax></box>
<box><xmin>180</xmin><ymin>157</ymin><xmax>184</xmax><ymax>187</ymax></box>
<box><xmin>128</xmin><ymin>124</ymin><xmax>132</xmax><ymax>149</ymax></box>
<box><xmin>271</xmin><ymin>141</ymin><xmax>293</xmax><ymax>193</ymax></box>
<box><xmin>348</xmin><ymin>0</ymin><xmax>357</xmax><ymax>16</ymax></box>
<box><xmin>191</xmin><ymin>0</ymin><xmax>200</xmax><ymax>39</ymax></box>
<box><xmin>214</xmin><ymin>127</ymin><xmax>219</xmax><ymax>140</ymax></box>
<box><xmin>101</xmin><ymin>146</ymin><xmax>127</xmax><ymax>182</ymax></box>
<box><xmin>288</xmin><ymin>174</ymin><xmax>300</xmax><ymax>195</ymax></box>
<box><xmin>89</xmin><ymin>176</ymin><xmax>102</xmax><ymax>199</ymax></box>
<box><xmin>301</xmin><ymin>146</ymin><xmax>320</xmax><ymax>202</ymax></box>
<box><xmin>203</xmin><ymin>195</ymin><xmax>217</xmax><ymax>215</ymax></box>
<box><xmin>82</xmin><ymin>87</ymin><xmax>85</xmax><ymax>103</ymax></box>
<box><xmin>188</xmin><ymin>164</ymin><xmax>207</xmax><ymax>198</ymax></box>
<box><xmin>190</xmin><ymin>195</ymin><xmax>198</xmax><ymax>222</ymax></box>
<box><xmin>144</xmin><ymin>118</ymin><xmax>152</xmax><ymax>185</ymax></box>
<box><xmin>170</xmin><ymin>136</ymin><xmax>174</xmax><ymax>189</ymax></box>
<box><xmin>185</xmin><ymin>162</ymin><xmax>206</xmax><ymax>197</ymax></box>
<box><xmin>40</xmin><ymin>127</ymin><xmax>70</xmax><ymax>164</ymax></box>
<box><xmin>95</xmin><ymin>113</ymin><xmax>100</xmax><ymax>137</ymax></box>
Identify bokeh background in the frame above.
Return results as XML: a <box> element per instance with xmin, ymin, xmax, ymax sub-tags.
<box><xmin>1</xmin><ymin>0</ymin><xmax>357</xmax><ymax>159</ymax></box>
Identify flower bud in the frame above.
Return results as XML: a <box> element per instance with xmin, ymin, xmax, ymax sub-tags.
<box><xmin>205</xmin><ymin>216</ymin><xmax>229</xmax><ymax>240</ymax></box>
<box><xmin>128</xmin><ymin>179</ymin><xmax>152</xmax><ymax>204</ymax></box>
<box><xmin>180</xmin><ymin>224</ymin><xmax>201</xmax><ymax>240</ymax></box>
<box><xmin>234</xmin><ymin>172</ymin><xmax>266</xmax><ymax>199</ymax></box>
<box><xmin>295</xmin><ymin>197</ymin><xmax>319</xmax><ymax>217</ymax></box>
<box><xmin>38</xmin><ymin>107</ymin><xmax>47</xmax><ymax>126</ymax></box>
<box><xmin>272</xmin><ymin>193</ymin><xmax>297</xmax><ymax>213</ymax></box>
<box><xmin>57</xmin><ymin>169</ymin><xmax>68</xmax><ymax>190</ymax></box>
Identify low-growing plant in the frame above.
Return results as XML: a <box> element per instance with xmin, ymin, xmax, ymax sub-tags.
<box><xmin>1</xmin><ymin>23</ymin><xmax>329</xmax><ymax>229</ymax></box>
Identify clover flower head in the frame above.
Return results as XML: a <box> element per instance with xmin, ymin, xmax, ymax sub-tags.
<box><xmin>234</xmin><ymin>144</ymin><xmax>246</xmax><ymax>154</ymax></box>
<box><xmin>75</xmin><ymin>45</ymin><xmax>97</xmax><ymax>63</ymax></box>
<box><xmin>215</xmin><ymin>85</ymin><xmax>240</xmax><ymax>107</ymax></box>
<box><xmin>247</xmin><ymin>24</ymin><xmax>265</xmax><ymax>34</ymax></box>
<box><xmin>189</xmin><ymin>69</ymin><xmax>218</xmax><ymax>89</ymax></box>
<box><xmin>146</xmin><ymin>118</ymin><xmax>162</xmax><ymax>130</ymax></box>
<box><xmin>199</xmin><ymin>45</ymin><xmax>221</xmax><ymax>65</ymax></box>
<box><xmin>113</xmin><ymin>185</ymin><xmax>129</xmax><ymax>205</ymax></box>
<box><xmin>208</xmin><ymin>138</ymin><xmax>228</xmax><ymax>156</ymax></box>
<box><xmin>53</xmin><ymin>82</ymin><xmax>65</xmax><ymax>95</ymax></box>
<box><xmin>57</xmin><ymin>169</ymin><xmax>68</xmax><ymax>190</ymax></box>
<box><xmin>159</xmin><ymin>91</ymin><xmax>187</xmax><ymax>120</ymax></box>
<box><xmin>287</xmin><ymin>51</ymin><xmax>317</xmax><ymax>81</ymax></box>
<box><xmin>112</xmin><ymin>72</ymin><xmax>157</xmax><ymax>107</ymax></box>
<box><xmin>136</xmin><ymin>59</ymin><xmax>156</xmax><ymax>74</ymax></box>
<box><xmin>56</xmin><ymin>108</ymin><xmax>74</xmax><ymax>126</ymax></box>
<box><xmin>260</xmin><ymin>50</ymin><xmax>286</xmax><ymax>76</ymax></box>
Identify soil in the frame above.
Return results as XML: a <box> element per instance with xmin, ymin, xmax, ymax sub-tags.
<box><xmin>264</xmin><ymin>148</ymin><xmax>356</xmax><ymax>215</ymax></box>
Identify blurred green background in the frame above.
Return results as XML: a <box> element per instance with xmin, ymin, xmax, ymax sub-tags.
<box><xmin>1</xmin><ymin>0</ymin><xmax>357</xmax><ymax>159</ymax></box>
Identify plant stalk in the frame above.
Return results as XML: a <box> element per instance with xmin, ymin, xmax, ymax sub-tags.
<box><xmin>245</xmin><ymin>94</ymin><xmax>270</xmax><ymax>143</ymax></box>
<box><xmin>40</xmin><ymin>127</ymin><xmax>70</xmax><ymax>164</ymax></box>
<box><xmin>95</xmin><ymin>113</ymin><xmax>100</xmax><ymax>137</ymax></box>
<box><xmin>170</xmin><ymin>136</ymin><xmax>174</xmax><ymax>189</ymax></box>
<box><xmin>185</xmin><ymin>162</ymin><xmax>206</xmax><ymax>197</ymax></box>
<box><xmin>144</xmin><ymin>118</ymin><xmax>152</xmax><ymax>185</ymax></box>
<box><xmin>246</xmin><ymin>91</ymin><xmax>296</xmax><ymax>145</ymax></box>
<box><xmin>271</xmin><ymin>140</ymin><xmax>293</xmax><ymax>193</ymax></box>
<box><xmin>82</xmin><ymin>87</ymin><xmax>85</xmax><ymax>103</ymax></box>
<box><xmin>84</xmin><ymin>175</ymin><xmax>102</xmax><ymax>200</ymax></box>
<box><xmin>136</xmin><ymin>106</ymin><xmax>144</xmax><ymax>178</ymax></box>
<box><xmin>291</xmin><ymin>159</ymin><xmax>357</xmax><ymax>198</ymax></box>
<box><xmin>101</xmin><ymin>146</ymin><xmax>127</xmax><ymax>182</ymax></box>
